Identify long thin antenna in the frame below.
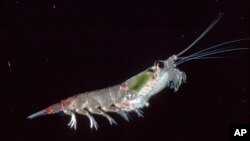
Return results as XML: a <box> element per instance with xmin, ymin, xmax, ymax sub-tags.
<box><xmin>176</xmin><ymin>13</ymin><xmax>224</xmax><ymax>57</ymax></box>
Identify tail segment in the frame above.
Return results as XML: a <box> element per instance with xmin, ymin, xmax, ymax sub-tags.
<box><xmin>27</xmin><ymin>103</ymin><xmax>62</xmax><ymax>119</ymax></box>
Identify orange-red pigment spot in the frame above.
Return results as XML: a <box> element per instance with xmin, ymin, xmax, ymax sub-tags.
<box><xmin>46</xmin><ymin>106</ymin><xmax>53</xmax><ymax>114</ymax></box>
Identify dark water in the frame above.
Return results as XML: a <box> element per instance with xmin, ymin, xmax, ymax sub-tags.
<box><xmin>1</xmin><ymin>0</ymin><xmax>249</xmax><ymax>141</ymax></box>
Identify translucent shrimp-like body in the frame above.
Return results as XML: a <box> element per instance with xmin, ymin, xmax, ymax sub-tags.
<box><xmin>27</xmin><ymin>13</ymin><xmax>248</xmax><ymax>130</ymax></box>
<box><xmin>28</xmin><ymin>59</ymin><xmax>186</xmax><ymax>130</ymax></box>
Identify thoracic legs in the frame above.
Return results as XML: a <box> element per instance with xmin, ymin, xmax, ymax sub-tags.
<box><xmin>63</xmin><ymin>110</ymin><xmax>77</xmax><ymax>130</ymax></box>
<box><xmin>134</xmin><ymin>109</ymin><xmax>144</xmax><ymax>117</ymax></box>
<box><xmin>101</xmin><ymin>106</ymin><xmax>130</xmax><ymax>122</ymax></box>
<box><xmin>76</xmin><ymin>109</ymin><xmax>98</xmax><ymax>130</ymax></box>
<box><xmin>88</xmin><ymin>107</ymin><xmax>117</xmax><ymax>125</ymax></box>
<box><xmin>67</xmin><ymin>113</ymin><xmax>77</xmax><ymax>129</ymax></box>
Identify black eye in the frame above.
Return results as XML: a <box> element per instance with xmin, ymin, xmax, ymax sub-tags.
<box><xmin>154</xmin><ymin>60</ymin><xmax>165</xmax><ymax>69</ymax></box>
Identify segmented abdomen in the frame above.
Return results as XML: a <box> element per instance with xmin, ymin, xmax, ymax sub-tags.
<box><xmin>73</xmin><ymin>85</ymin><xmax>124</xmax><ymax>109</ymax></box>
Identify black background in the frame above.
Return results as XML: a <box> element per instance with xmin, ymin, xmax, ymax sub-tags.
<box><xmin>0</xmin><ymin>0</ymin><xmax>249</xmax><ymax>141</ymax></box>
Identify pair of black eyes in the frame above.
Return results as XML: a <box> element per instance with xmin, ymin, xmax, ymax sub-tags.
<box><xmin>154</xmin><ymin>60</ymin><xmax>165</xmax><ymax>69</ymax></box>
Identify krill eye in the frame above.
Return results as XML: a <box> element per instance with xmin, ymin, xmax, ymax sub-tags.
<box><xmin>154</xmin><ymin>60</ymin><xmax>165</xmax><ymax>69</ymax></box>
